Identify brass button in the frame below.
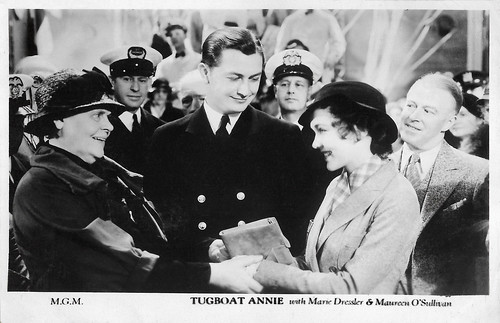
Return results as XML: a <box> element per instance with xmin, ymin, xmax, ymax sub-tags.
<box><xmin>198</xmin><ymin>222</ymin><xmax>207</xmax><ymax>230</ymax></box>
<box><xmin>197</xmin><ymin>195</ymin><xmax>206</xmax><ymax>203</ymax></box>
<box><xmin>238</xmin><ymin>220</ymin><xmax>246</xmax><ymax>226</ymax></box>
<box><xmin>236</xmin><ymin>192</ymin><xmax>245</xmax><ymax>201</ymax></box>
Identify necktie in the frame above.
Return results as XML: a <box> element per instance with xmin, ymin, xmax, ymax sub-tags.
<box><xmin>404</xmin><ymin>153</ymin><xmax>421</xmax><ymax>188</ymax></box>
<box><xmin>132</xmin><ymin>113</ymin><xmax>141</xmax><ymax>135</ymax></box>
<box><xmin>216</xmin><ymin>115</ymin><xmax>230</xmax><ymax>137</ymax></box>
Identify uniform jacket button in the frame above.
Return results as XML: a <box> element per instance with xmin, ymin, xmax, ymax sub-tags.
<box><xmin>198</xmin><ymin>222</ymin><xmax>207</xmax><ymax>230</ymax></box>
<box><xmin>197</xmin><ymin>195</ymin><xmax>206</xmax><ymax>203</ymax></box>
<box><xmin>238</xmin><ymin>220</ymin><xmax>246</xmax><ymax>226</ymax></box>
<box><xmin>236</xmin><ymin>192</ymin><xmax>245</xmax><ymax>200</ymax></box>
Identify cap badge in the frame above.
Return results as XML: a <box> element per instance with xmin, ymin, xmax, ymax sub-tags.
<box><xmin>128</xmin><ymin>46</ymin><xmax>146</xmax><ymax>59</ymax></box>
<box><xmin>283</xmin><ymin>51</ymin><xmax>302</xmax><ymax>66</ymax></box>
<box><xmin>462</xmin><ymin>72</ymin><xmax>473</xmax><ymax>83</ymax></box>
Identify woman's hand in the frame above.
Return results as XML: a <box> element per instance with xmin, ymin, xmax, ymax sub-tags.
<box><xmin>208</xmin><ymin>239</ymin><xmax>230</xmax><ymax>262</ymax></box>
<box><xmin>209</xmin><ymin>255</ymin><xmax>264</xmax><ymax>293</ymax></box>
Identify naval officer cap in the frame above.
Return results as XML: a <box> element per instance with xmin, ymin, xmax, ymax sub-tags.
<box><xmin>100</xmin><ymin>45</ymin><xmax>162</xmax><ymax>78</ymax></box>
<box><xmin>264</xmin><ymin>49</ymin><xmax>323</xmax><ymax>85</ymax></box>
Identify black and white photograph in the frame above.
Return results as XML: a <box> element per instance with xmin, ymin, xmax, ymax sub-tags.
<box><xmin>2</xmin><ymin>0</ymin><xmax>498</xmax><ymax>322</ymax></box>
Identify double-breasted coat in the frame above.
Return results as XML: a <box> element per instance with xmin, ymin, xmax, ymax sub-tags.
<box><xmin>144</xmin><ymin>105</ymin><xmax>314</xmax><ymax>260</ymax></box>
<box><xmin>392</xmin><ymin>141</ymin><xmax>489</xmax><ymax>295</ymax></box>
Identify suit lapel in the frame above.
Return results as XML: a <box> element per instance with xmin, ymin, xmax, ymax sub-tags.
<box><xmin>316</xmin><ymin>162</ymin><xmax>397</xmax><ymax>251</ymax></box>
<box><xmin>420</xmin><ymin>142</ymin><xmax>462</xmax><ymax>226</ymax></box>
<box><xmin>185</xmin><ymin>105</ymin><xmax>215</xmax><ymax>136</ymax></box>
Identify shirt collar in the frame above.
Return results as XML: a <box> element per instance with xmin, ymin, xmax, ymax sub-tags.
<box><xmin>344</xmin><ymin>155</ymin><xmax>385</xmax><ymax>193</ymax></box>
<box><xmin>118</xmin><ymin>109</ymin><xmax>142</xmax><ymax>132</ymax></box>
<box><xmin>203</xmin><ymin>101</ymin><xmax>242</xmax><ymax>135</ymax></box>
<box><xmin>401</xmin><ymin>141</ymin><xmax>442</xmax><ymax>177</ymax></box>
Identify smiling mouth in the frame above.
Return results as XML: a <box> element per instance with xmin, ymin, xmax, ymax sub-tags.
<box><xmin>321</xmin><ymin>151</ymin><xmax>333</xmax><ymax>158</ymax></box>
<box><xmin>231</xmin><ymin>96</ymin><xmax>248</xmax><ymax>103</ymax></box>
<box><xmin>405</xmin><ymin>123</ymin><xmax>421</xmax><ymax>131</ymax></box>
<box><xmin>92</xmin><ymin>136</ymin><xmax>107</xmax><ymax>142</ymax></box>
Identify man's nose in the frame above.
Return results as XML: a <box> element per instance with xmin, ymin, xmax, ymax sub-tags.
<box><xmin>130</xmin><ymin>79</ymin><xmax>140</xmax><ymax>91</ymax></box>
<box><xmin>236</xmin><ymin>80</ymin><xmax>252</xmax><ymax>97</ymax></box>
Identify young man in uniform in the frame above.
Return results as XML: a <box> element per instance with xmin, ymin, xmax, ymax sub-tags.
<box><xmin>145</xmin><ymin>27</ymin><xmax>313</xmax><ymax>262</ymax></box>
<box><xmin>264</xmin><ymin>48</ymin><xmax>323</xmax><ymax>127</ymax></box>
<box><xmin>100</xmin><ymin>45</ymin><xmax>165</xmax><ymax>174</ymax></box>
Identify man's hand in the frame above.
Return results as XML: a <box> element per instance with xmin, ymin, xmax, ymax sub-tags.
<box><xmin>208</xmin><ymin>239</ymin><xmax>230</xmax><ymax>262</ymax></box>
<box><xmin>209</xmin><ymin>256</ymin><xmax>264</xmax><ymax>293</ymax></box>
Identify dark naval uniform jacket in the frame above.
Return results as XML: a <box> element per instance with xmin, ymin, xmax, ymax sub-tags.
<box><xmin>144</xmin><ymin>105</ymin><xmax>313</xmax><ymax>261</ymax></box>
<box><xmin>105</xmin><ymin>108</ymin><xmax>165</xmax><ymax>175</ymax></box>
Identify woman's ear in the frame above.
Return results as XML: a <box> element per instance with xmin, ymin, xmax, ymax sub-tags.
<box><xmin>352</xmin><ymin>125</ymin><xmax>368</xmax><ymax>142</ymax></box>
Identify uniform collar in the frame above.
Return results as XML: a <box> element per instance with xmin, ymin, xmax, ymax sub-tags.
<box><xmin>119</xmin><ymin>108</ymin><xmax>142</xmax><ymax>132</ymax></box>
<box><xmin>203</xmin><ymin>101</ymin><xmax>242</xmax><ymax>135</ymax></box>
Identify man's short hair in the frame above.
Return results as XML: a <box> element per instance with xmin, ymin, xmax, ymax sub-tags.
<box><xmin>201</xmin><ymin>27</ymin><xmax>264</xmax><ymax>68</ymax></box>
<box><xmin>415</xmin><ymin>73</ymin><xmax>463</xmax><ymax>114</ymax></box>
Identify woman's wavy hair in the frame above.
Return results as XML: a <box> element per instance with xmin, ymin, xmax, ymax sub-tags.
<box><xmin>316</xmin><ymin>95</ymin><xmax>394</xmax><ymax>158</ymax></box>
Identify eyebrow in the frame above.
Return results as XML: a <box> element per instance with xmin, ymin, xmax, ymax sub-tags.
<box><xmin>228</xmin><ymin>72</ymin><xmax>261</xmax><ymax>78</ymax></box>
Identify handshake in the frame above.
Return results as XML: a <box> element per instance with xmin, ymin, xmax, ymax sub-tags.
<box><xmin>206</xmin><ymin>218</ymin><xmax>295</xmax><ymax>294</ymax></box>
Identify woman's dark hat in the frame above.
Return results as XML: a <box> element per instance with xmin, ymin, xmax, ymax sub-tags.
<box><xmin>298</xmin><ymin>81</ymin><xmax>399</xmax><ymax>143</ymax></box>
<box><xmin>25</xmin><ymin>67</ymin><xmax>125</xmax><ymax>136</ymax></box>
<box><xmin>462</xmin><ymin>93</ymin><xmax>482</xmax><ymax>118</ymax></box>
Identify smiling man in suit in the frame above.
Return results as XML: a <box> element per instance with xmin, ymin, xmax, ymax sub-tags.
<box><xmin>100</xmin><ymin>45</ymin><xmax>165</xmax><ymax>174</ymax></box>
<box><xmin>394</xmin><ymin>73</ymin><xmax>489</xmax><ymax>295</ymax></box>
<box><xmin>144</xmin><ymin>27</ymin><xmax>312</xmax><ymax>263</ymax></box>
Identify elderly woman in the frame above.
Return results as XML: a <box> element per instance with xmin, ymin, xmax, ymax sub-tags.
<box><xmin>12</xmin><ymin>69</ymin><xmax>262</xmax><ymax>293</ymax></box>
<box><xmin>447</xmin><ymin>93</ymin><xmax>489</xmax><ymax>159</ymax></box>
<box><xmin>253</xmin><ymin>82</ymin><xmax>421</xmax><ymax>294</ymax></box>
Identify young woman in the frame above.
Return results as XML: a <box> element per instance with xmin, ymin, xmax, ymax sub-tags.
<box><xmin>448</xmin><ymin>93</ymin><xmax>489</xmax><ymax>159</ymax></box>
<box><xmin>12</xmin><ymin>69</ymin><xmax>262</xmax><ymax>293</ymax></box>
<box><xmin>253</xmin><ymin>81</ymin><xmax>421</xmax><ymax>294</ymax></box>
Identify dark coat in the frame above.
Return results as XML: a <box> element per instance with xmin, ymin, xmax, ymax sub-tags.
<box><xmin>144</xmin><ymin>106</ymin><xmax>315</xmax><ymax>261</ymax></box>
<box><xmin>143</xmin><ymin>101</ymin><xmax>185</xmax><ymax>123</ymax></box>
<box><xmin>392</xmin><ymin>142</ymin><xmax>489</xmax><ymax>295</ymax></box>
<box><xmin>104</xmin><ymin>108</ymin><xmax>165</xmax><ymax>175</ymax></box>
<box><xmin>13</xmin><ymin>145</ymin><xmax>210</xmax><ymax>292</ymax></box>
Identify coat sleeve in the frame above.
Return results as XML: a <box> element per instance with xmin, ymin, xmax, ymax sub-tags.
<box><xmin>254</xmin><ymin>181</ymin><xmax>421</xmax><ymax>294</ymax></box>
<box><xmin>81</xmin><ymin>218</ymin><xmax>211</xmax><ymax>292</ymax></box>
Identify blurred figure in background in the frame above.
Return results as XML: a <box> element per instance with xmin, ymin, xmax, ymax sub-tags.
<box><xmin>156</xmin><ymin>22</ymin><xmax>201</xmax><ymax>91</ymax></box>
<box><xmin>275</xmin><ymin>10</ymin><xmax>346</xmax><ymax>82</ymax></box>
<box><xmin>8</xmin><ymin>73</ymin><xmax>34</xmax><ymax>291</ymax></box>
<box><xmin>177</xmin><ymin>69</ymin><xmax>208</xmax><ymax>114</ymax></box>
<box><xmin>453</xmin><ymin>70</ymin><xmax>488</xmax><ymax>99</ymax></box>
<box><xmin>144</xmin><ymin>78</ymin><xmax>185</xmax><ymax>122</ymax></box>
<box><xmin>447</xmin><ymin>93</ymin><xmax>488</xmax><ymax>159</ymax></box>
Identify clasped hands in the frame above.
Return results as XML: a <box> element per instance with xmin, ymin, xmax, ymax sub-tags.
<box><xmin>208</xmin><ymin>238</ymin><xmax>263</xmax><ymax>294</ymax></box>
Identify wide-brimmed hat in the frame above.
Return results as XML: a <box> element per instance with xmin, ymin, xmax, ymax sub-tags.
<box><xmin>25</xmin><ymin>68</ymin><xmax>125</xmax><ymax>136</ymax></box>
<box><xmin>298</xmin><ymin>81</ymin><xmax>398</xmax><ymax>143</ymax></box>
